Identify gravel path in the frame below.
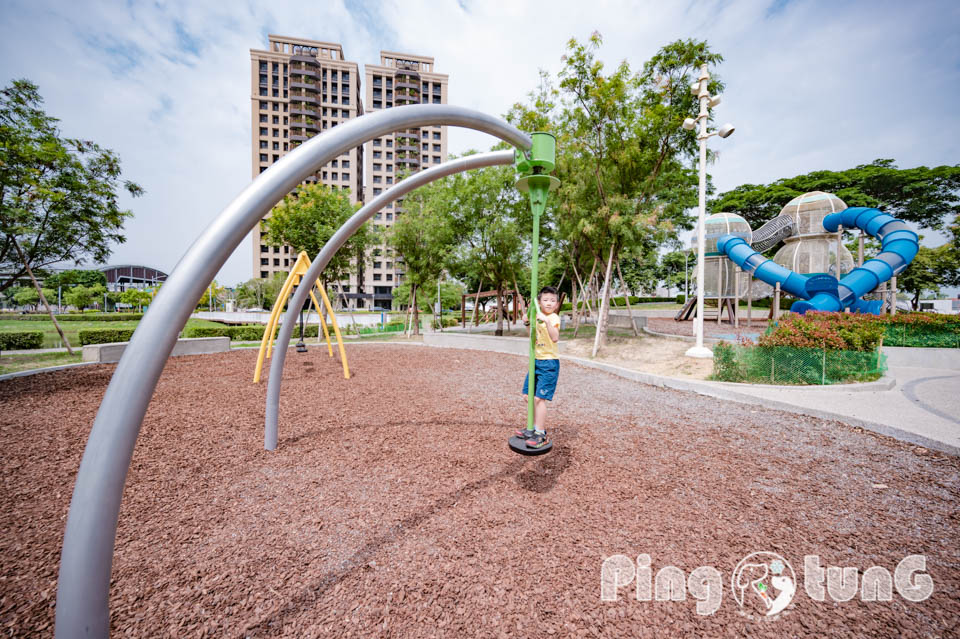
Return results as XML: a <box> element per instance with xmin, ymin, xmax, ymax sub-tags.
<box><xmin>1</xmin><ymin>346</ymin><xmax>957</xmax><ymax>637</ymax></box>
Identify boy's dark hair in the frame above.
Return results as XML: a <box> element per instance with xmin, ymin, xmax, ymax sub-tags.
<box><xmin>537</xmin><ymin>286</ymin><xmax>559</xmax><ymax>299</ymax></box>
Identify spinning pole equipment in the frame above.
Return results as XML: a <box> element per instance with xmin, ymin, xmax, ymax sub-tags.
<box><xmin>55</xmin><ymin>105</ymin><xmax>530</xmax><ymax>638</ymax></box>
<box><xmin>508</xmin><ymin>132</ymin><xmax>560</xmax><ymax>457</ymax></box>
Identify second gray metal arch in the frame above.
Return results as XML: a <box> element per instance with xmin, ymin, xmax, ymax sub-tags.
<box><xmin>264</xmin><ymin>150</ymin><xmax>515</xmax><ymax>449</ymax></box>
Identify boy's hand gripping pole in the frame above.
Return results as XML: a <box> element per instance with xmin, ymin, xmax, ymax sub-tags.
<box><xmin>515</xmin><ymin>133</ymin><xmax>560</xmax><ymax>430</ymax></box>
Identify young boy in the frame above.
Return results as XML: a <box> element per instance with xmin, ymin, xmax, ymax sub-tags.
<box><xmin>516</xmin><ymin>286</ymin><xmax>561</xmax><ymax>449</ymax></box>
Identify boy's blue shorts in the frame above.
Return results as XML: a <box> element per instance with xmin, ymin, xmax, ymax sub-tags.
<box><xmin>522</xmin><ymin>359</ymin><xmax>560</xmax><ymax>401</ymax></box>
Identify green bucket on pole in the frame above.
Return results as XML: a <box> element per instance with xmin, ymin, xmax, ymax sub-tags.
<box><xmin>515</xmin><ymin>132</ymin><xmax>560</xmax><ymax>431</ymax></box>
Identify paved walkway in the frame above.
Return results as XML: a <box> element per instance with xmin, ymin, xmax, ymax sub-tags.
<box><xmin>702</xmin><ymin>366</ymin><xmax>960</xmax><ymax>455</ymax></box>
<box><xmin>428</xmin><ymin>331</ymin><xmax>960</xmax><ymax>456</ymax></box>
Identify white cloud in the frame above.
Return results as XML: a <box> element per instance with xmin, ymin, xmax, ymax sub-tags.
<box><xmin>1</xmin><ymin>0</ymin><xmax>957</xmax><ymax>285</ymax></box>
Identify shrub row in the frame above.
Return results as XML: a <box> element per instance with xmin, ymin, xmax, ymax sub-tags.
<box><xmin>756</xmin><ymin>311</ymin><xmax>960</xmax><ymax>351</ymax></box>
<box><xmin>0</xmin><ymin>331</ymin><xmax>44</xmax><ymax>350</ymax></box>
<box><xmin>756</xmin><ymin>312</ymin><xmax>885</xmax><ymax>351</ymax></box>
<box><xmin>182</xmin><ymin>325</ymin><xmax>266</xmax><ymax>341</ymax></box>
<box><xmin>182</xmin><ymin>321</ymin><xmax>408</xmax><ymax>341</ymax></box>
<box><xmin>9</xmin><ymin>312</ymin><xmax>144</xmax><ymax>322</ymax></box>
<box><xmin>712</xmin><ymin>342</ymin><xmax>886</xmax><ymax>385</ymax></box>
<box><xmin>78</xmin><ymin>328</ymin><xmax>135</xmax><ymax>345</ymax></box>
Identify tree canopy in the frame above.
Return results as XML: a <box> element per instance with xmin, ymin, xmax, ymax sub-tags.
<box><xmin>384</xmin><ymin>178</ymin><xmax>459</xmax><ymax>333</ymax></box>
<box><xmin>0</xmin><ymin>79</ymin><xmax>142</xmax><ymax>294</ymax></box>
<box><xmin>260</xmin><ymin>183</ymin><xmax>376</xmax><ymax>291</ymax></box>
<box><xmin>44</xmin><ymin>268</ymin><xmax>106</xmax><ymax>290</ymax></box>
<box><xmin>506</xmin><ymin>35</ymin><xmax>723</xmax><ymax>352</ymax></box>
<box><xmin>711</xmin><ymin>159</ymin><xmax>960</xmax><ymax>232</ymax></box>
<box><xmin>896</xmin><ymin>243</ymin><xmax>960</xmax><ymax>309</ymax></box>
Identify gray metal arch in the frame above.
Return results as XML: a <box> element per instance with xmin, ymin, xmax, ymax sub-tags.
<box><xmin>264</xmin><ymin>150</ymin><xmax>515</xmax><ymax>449</ymax></box>
<box><xmin>55</xmin><ymin>105</ymin><xmax>531</xmax><ymax>638</ymax></box>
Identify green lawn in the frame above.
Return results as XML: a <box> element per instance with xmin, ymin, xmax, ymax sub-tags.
<box><xmin>0</xmin><ymin>351</ymin><xmax>83</xmax><ymax>375</ymax></box>
<box><xmin>0</xmin><ymin>318</ymin><xmax>226</xmax><ymax>349</ymax></box>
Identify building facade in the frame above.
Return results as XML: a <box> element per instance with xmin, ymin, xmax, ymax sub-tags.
<box><xmin>362</xmin><ymin>52</ymin><xmax>448</xmax><ymax>309</ymax></box>
<box><xmin>250</xmin><ymin>39</ymin><xmax>448</xmax><ymax>310</ymax></box>
<box><xmin>249</xmin><ymin>36</ymin><xmax>364</xmax><ymax>285</ymax></box>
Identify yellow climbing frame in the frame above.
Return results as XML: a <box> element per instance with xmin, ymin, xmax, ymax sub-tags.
<box><xmin>253</xmin><ymin>251</ymin><xmax>350</xmax><ymax>382</ymax></box>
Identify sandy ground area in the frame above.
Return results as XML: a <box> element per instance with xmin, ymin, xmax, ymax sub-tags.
<box><xmin>563</xmin><ymin>335</ymin><xmax>714</xmax><ymax>379</ymax></box>
<box><xmin>1</xmin><ymin>346</ymin><xmax>957</xmax><ymax>637</ymax></box>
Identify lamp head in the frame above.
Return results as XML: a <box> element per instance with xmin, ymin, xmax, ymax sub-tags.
<box><xmin>682</xmin><ymin>117</ymin><xmax>697</xmax><ymax>131</ymax></box>
<box><xmin>708</xmin><ymin>95</ymin><xmax>722</xmax><ymax>108</ymax></box>
<box><xmin>717</xmin><ymin>123</ymin><xmax>735</xmax><ymax>138</ymax></box>
<box><xmin>690</xmin><ymin>81</ymin><xmax>701</xmax><ymax>96</ymax></box>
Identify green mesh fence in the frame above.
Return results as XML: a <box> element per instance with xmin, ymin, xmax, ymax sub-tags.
<box><xmin>882</xmin><ymin>324</ymin><xmax>960</xmax><ymax>348</ymax></box>
<box><xmin>711</xmin><ymin>344</ymin><xmax>887</xmax><ymax>385</ymax></box>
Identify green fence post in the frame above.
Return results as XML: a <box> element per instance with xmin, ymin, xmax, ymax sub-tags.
<box><xmin>515</xmin><ymin>133</ymin><xmax>560</xmax><ymax>430</ymax></box>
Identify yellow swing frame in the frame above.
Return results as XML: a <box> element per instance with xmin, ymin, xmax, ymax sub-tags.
<box><xmin>253</xmin><ymin>251</ymin><xmax>350</xmax><ymax>382</ymax></box>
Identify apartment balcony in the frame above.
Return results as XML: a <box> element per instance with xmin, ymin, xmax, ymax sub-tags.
<box><xmin>395</xmin><ymin>80</ymin><xmax>418</xmax><ymax>91</ymax></box>
<box><xmin>290</xmin><ymin>106</ymin><xmax>317</xmax><ymax>118</ymax></box>
<box><xmin>289</xmin><ymin>118</ymin><xmax>319</xmax><ymax>132</ymax></box>
<box><xmin>290</xmin><ymin>82</ymin><xmax>317</xmax><ymax>94</ymax></box>
<box><xmin>290</xmin><ymin>54</ymin><xmax>319</xmax><ymax>67</ymax></box>
<box><xmin>290</xmin><ymin>132</ymin><xmax>310</xmax><ymax>142</ymax></box>
<box><xmin>396</xmin><ymin>143</ymin><xmax>418</xmax><ymax>153</ymax></box>
<box><xmin>289</xmin><ymin>93</ymin><xmax>318</xmax><ymax>105</ymax></box>
<box><xmin>288</xmin><ymin>66</ymin><xmax>317</xmax><ymax>77</ymax></box>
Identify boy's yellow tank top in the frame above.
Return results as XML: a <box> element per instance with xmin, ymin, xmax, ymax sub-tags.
<box><xmin>534</xmin><ymin>313</ymin><xmax>561</xmax><ymax>359</ymax></box>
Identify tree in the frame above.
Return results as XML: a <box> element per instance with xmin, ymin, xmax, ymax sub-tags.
<box><xmin>438</xmin><ymin>161</ymin><xmax>529</xmax><ymax>336</ymax></box>
<box><xmin>711</xmin><ymin>160</ymin><xmax>960</xmax><ymax>233</ymax></box>
<box><xmin>896</xmin><ymin>243</ymin><xmax>960</xmax><ymax>309</ymax></box>
<box><xmin>64</xmin><ymin>285</ymin><xmax>94</xmax><ymax>310</ymax></box>
<box><xmin>119</xmin><ymin>288</ymin><xmax>152</xmax><ymax>312</ymax></box>
<box><xmin>391</xmin><ymin>280</ymin><xmax>465</xmax><ymax>312</ymax></box>
<box><xmin>12</xmin><ymin>285</ymin><xmax>54</xmax><ymax>310</ymax></box>
<box><xmin>619</xmin><ymin>250</ymin><xmax>661</xmax><ymax>295</ymax></box>
<box><xmin>44</xmin><ymin>268</ymin><xmax>106</xmax><ymax>291</ymax></box>
<box><xmin>13</xmin><ymin>286</ymin><xmax>38</xmax><ymax>309</ymax></box>
<box><xmin>196</xmin><ymin>280</ymin><xmax>227</xmax><ymax>311</ymax></box>
<box><xmin>658</xmin><ymin>250</ymin><xmax>688</xmax><ymax>295</ymax></box>
<box><xmin>260</xmin><ymin>183</ymin><xmax>376</xmax><ymax>307</ymax></box>
<box><xmin>385</xmin><ymin>179</ymin><xmax>458</xmax><ymax>335</ymax></box>
<box><xmin>509</xmin><ymin>35</ymin><xmax>719</xmax><ymax>354</ymax></box>
<box><xmin>0</xmin><ymin>80</ymin><xmax>142</xmax><ymax>294</ymax></box>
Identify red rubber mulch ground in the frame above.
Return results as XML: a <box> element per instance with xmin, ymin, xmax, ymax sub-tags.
<box><xmin>1</xmin><ymin>345</ymin><xmax>958</xmax><ymax>637</ymax></box>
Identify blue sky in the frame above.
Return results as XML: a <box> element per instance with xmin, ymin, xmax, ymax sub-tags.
<box><xmin>1</xmin><ymin>0</ymin><xmax>958</xmax><ymax>286</ymax></box>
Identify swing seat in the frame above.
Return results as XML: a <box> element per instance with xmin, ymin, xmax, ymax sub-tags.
<box><xmin>508</xmin><ymin>435</ymin><xmax>553</xmax><ymax>456</ymax></box>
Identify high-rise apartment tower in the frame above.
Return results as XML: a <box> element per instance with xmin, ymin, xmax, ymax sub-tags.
<box><xmin>362</xmin><ymin>52</ymin><xmax>448</xmax><ymax>309</ymax></box>
<box><xmin>249</xmin><ymin>36</ymin><xmax>364</xmax><ymax>283</ymax></box>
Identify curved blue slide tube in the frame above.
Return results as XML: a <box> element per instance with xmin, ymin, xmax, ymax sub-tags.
<box><xmin>717</xmin><ymin>207</ymin><xmax>918</xmax><ymax>315</ymax></box>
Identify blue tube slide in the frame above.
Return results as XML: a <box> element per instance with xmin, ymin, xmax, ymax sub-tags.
<box><xmin>792</xmin><ymin>207</ymin><xmax>918</xmax><ymax>314</ymax></box>
<box><xmin>717</xmin><ymin>207</ymin><xmax>918</xmax><ymax>315</ymax></box>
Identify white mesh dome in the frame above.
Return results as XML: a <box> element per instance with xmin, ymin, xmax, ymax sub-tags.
<box><xmin>773</xmin><ymin>237</ymin><xmax>855</xmax><ymax>278</ymax></box>
<box><xmin>699</xmin><ymin>212</ymin><xmax>753</xmax><ymax>256</ymax></box>
<box><xmin>776</xmin><ymin>191</ymin><xmax>847</xmax><ymax>236</ymax></box>
<box><xmin>696</xmin><ymin>256</ymin><xmax>750</xmax><ymax>297</ymax></box>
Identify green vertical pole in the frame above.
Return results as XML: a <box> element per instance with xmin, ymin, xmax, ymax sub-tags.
<box><xmin>527</xmin><ymin>182</ymin><xmax>546</xmax><ymax>430</ymax></box>
<box><xmin>515</xmin><ymin>132</ymin><xmax>559</xmax><ymax>432</ymax></box>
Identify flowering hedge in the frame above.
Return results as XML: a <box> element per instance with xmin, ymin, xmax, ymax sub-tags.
<box><xmin>756</xmin><ymin>312</ymin><xmax>886</xmax><ymax>351</ymax></box>
<box><xmin>756</xmin><ymin>311</ymin><xmax>960</xmax><ymax>350</ymax></box>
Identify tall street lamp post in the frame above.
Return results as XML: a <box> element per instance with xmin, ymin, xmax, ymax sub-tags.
<box><xmin>683</xmin><ymin>64</ymin><xmax>735</xmax><ymax>359</ymax></box>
